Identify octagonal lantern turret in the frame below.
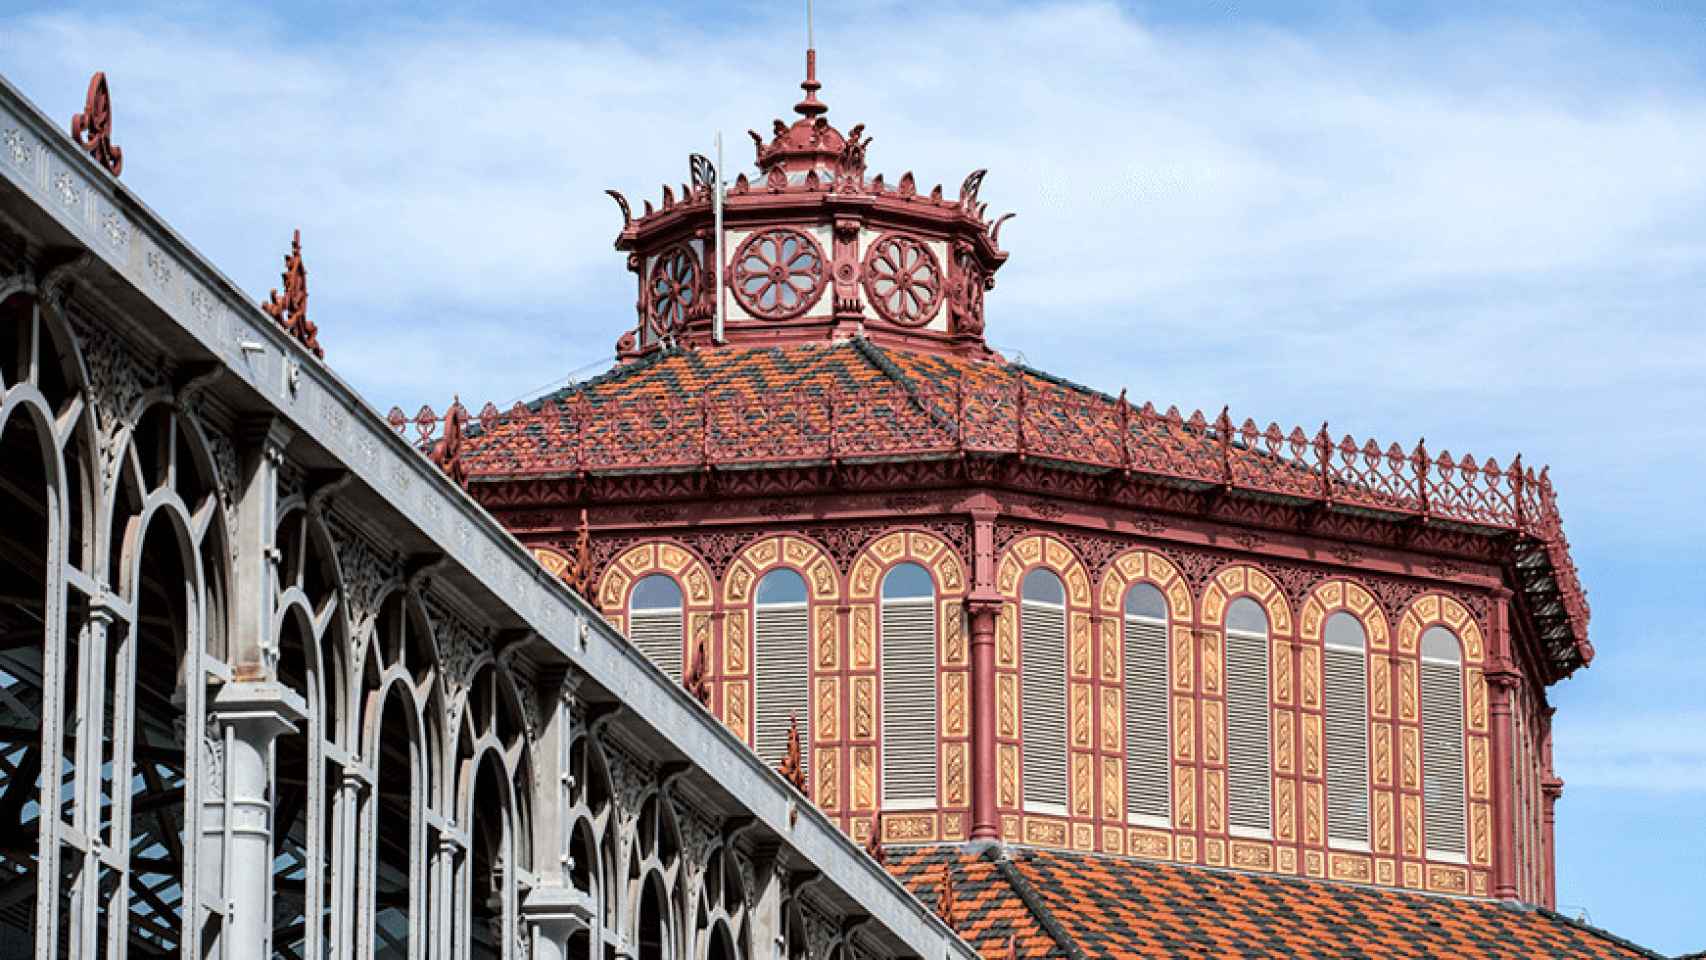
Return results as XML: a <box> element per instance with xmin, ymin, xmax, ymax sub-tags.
<box><xmin>606</xmin><ymin>50</ymin><xmax>1013</xmax><ymax>360</ymax></box>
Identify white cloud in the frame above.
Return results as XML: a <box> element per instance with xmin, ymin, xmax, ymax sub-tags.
<box><xmin>1</xmin><ymin>1</ymin><xmax>1703</xmax><ymax>546</ymax></box>
<box><xmin>1557</xmin><ymin>711</ymin><xmax>1706</xmax><ymax>793</ymax></box>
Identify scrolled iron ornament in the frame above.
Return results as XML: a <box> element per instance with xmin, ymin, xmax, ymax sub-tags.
<box><xmin>731</xmin><ymin>227</ymin><xmax>827</xmax><ymax>320</ymax></box>
<box><xmin>861</xmin><ymin>233</ymin><xmax>943</xmax><ymax>327</ymax></box>
<box><xmin>70</xmin><ymin>71</ymin><xmax>123</xmax><ymax>176</ymax></box>
<box><xmin>949</xmin><ymin>240</ymin><xmax>985</xmax><ymax>336</ymax></box>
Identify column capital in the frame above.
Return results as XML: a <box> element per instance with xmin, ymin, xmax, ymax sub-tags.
<box><xmin>521</xmin><ymin>884</ymin><xmax>595</xmax><ymax>941</ymax></box>
<box><xmin>211</xmin><ymin>680</ymin><xmax>307</xmax><ymax>741</ymax></box>
<box><xmin>964</xmin><ymin>591</ymin><xmax>1004</xmax><ymax>614</ymax></box>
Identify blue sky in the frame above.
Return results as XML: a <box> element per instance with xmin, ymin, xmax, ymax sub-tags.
<box><xmin>3</xmin><ymin>0</ymin><xmax>1702</xmax><ymax>952</ymax></box>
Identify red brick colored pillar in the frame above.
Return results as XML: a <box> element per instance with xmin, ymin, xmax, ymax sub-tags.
<box><xmin>1487</xmin><ymin>587</ymin><xmax>1520</xmax><ymax>901</ymax></box>
<box><xmin>968</xmin><ymin>507</ymin><xmax>1001</xmax><ymax>841</ymax></box>
<box><xmin>1540</xmin><ymin>705</ymin><xmax>1562</xmax><ymax>909</ymax></box>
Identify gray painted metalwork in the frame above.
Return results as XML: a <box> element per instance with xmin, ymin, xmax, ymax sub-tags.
<box><xmin>0</xmin><ymin>71</ymin><xmax>972</xmax><ymax>960</ymax></box>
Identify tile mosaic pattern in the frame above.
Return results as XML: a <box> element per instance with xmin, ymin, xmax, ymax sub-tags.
<box><xmin>459</xmin><ymin>339</ymin><xmax>1182</xmax><ymax>475</ymax></box>
<box><xmin>886</xmin><ymin>845</ymin><xmax>1662</xmax><ymax>960</ymax></box>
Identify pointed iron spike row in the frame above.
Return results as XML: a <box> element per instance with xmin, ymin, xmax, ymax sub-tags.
<box><xmin>929</xmin><ymin>184</ymin><xmax>943</xmax><ymax>202</ymax></box>
<box><xmin>662</xmin><ymin>184</ymin><xmax>675</xmax><ymax>207</ymax></box>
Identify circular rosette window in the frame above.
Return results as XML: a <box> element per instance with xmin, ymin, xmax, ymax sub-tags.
<box><xmin>648</xmin><ymin>245</ymin><xmax>700</xmax><ymax>336</ymax></box>
<box><xmin>731</xmin><ymin>228</ymin><xmax>827</xmax><ymax>320</ymax></box>
<box><xmin>862</xmin><ymin>233</ymin><xmax>944</xmax><ymax>327</ymax></box>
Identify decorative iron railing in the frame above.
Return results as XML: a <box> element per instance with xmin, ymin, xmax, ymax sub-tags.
<box><xmin>389</xmin><ymin>377</ymin><xmax>1568</xmax><ymax>544</ymax></box>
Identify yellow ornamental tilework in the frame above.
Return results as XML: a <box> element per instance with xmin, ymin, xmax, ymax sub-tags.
<box><xmin>944</xmin><ymin>671</ymin><xmax>967</xmax><ymax>737</ymax></box>
<box><xmin>853</xmin><ymin>675</ymin><xmax>875</xmax><ymax>738</ymax></box>
<box><xmin>1101</xmin><ymin>688</ymin><xmax>1122</xmax><ymax>751</ymax></box>
<box><xmin>1073</xmin><ymin>754</ymin><xmax>1094</xmax><ymax>816</ymax></box>
<box><xmin>999</xmin><ymin>745</ymin><xmax>1019</xmax><ymax>806</ymax></box>
<box><xmin>998</xmin><ymin>674</ymin><xmax>1019</xmax><ymax>737</ymax></box>
<box><xmin>853</xmin><ymin>746</ymin><xmax>875</xmax><ymax>810</ymax></box>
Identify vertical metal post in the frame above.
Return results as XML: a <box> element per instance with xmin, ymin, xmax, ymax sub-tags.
<box><xmin>714</xmin><ymin>132</ymin><xmax>726</xmax><ymax>345</ymax></box>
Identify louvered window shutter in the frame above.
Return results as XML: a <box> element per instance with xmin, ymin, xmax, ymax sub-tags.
<box><xmin>628</xmin><ymin>608</ymin><xmax>685</xmax><ymax>680</ymax></box>
<box><xmin>1021</xmin><ymin>598</ymin><xmax>1069</xmax><ymax>812</ymax></box>
<box><xmin>1323</xmin><ymin>645</ymin><xmax>1371</xmax><ymax>846</ymax></box>
<box><xmin>1225</xmin><ymin>628</ymin><xmax>1272</xmax><ymax>834</ymax></box>
<box><xmin>881</xmin><ymin>597</ymin><xmax>937</xmax><ymax>808</ymax></box>
<box><xmin>1124</xmin><ymin>612</ymin><xmax>1170</xmax><ymax>824</ymax></box>
<box><xmin>1421</xmin><ymin>656</ymin><xmax>1468</xmax><ymax>857</ymax></box>
<box><xmin>754</xmin><ymin>602</ymin><xmax>812</xmax><ymax>774</ymax></box>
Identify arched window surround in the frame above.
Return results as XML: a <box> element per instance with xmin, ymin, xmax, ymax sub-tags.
<box><xmin>994</xmin><ymin>534</ymin><xmax>1092</xmax><ymax>822</ymax></box>
<box><xmin>1299</xmin><ymin>580</ymin><xmax>1387</xmax><ymax>856</ymax></box>
<box><xmin>1200</xmin><ymin>565</ymin><xmax>1293</xmax><ymax>846</ymax></box>
<box><xmin>597</xmin><ymin>541</ymin><xmax>716</xmax><ymax>687</ymax></box>
<box><xmin>1096</xmin><ymin>549</ymin><xmax>1194</xmax><ymax>835</ymax></box>
<box><xmin>845</xmin><ymin>529</ymin><xmax>967</xmax><ymax>836</ymax></box>
<box><xmin>1397</xmin><ymin>593</ymin><xmax>1490</xmax><ymax>877</ymax></box>
<box><xmin>722</xmin><ymin>536</ymin><xmax>839</xmax><ymax>806</ymax></box>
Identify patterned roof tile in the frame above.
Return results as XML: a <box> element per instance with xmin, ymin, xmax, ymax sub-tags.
<box><xmin>885</xmin><ymin>845</ymin><xmax>1662</xmax><ymax>960</ymax></box>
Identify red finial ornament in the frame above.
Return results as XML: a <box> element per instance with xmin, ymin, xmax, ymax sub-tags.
<box><xmin>70</xmin><ymin>72</ymin><xmax>123</xmax><ymax>176</ymax></box>
<box><xmin>261</xmin><ymin>230</ymin><xmax>323</xmax><ymax>358</ymax></box>
<box><xmin>564</xmin><ymin>508</ymin><xmax>594</xmax><ymax>596</ymax></box>
<box><xmin>684</xmin><ymin>633</ymin><xmax>712</xmax><ymax>706</ymax></box>
<box><xmin>431</xmin><ymin>397</ymin><xmax>467</xmax><ymax>488</ymax></box>
<box><xmin>936</xmin><ymin>865</ymin><xmax>959</xmax><ymax>928</ymax></box>
<box><xmin>863</xmin><ymin>813</ymin><xmax>886</xmax><ymax>864</ymax></box>
<box><xmin>794</xmin><ymin>48</ymin><xmax>828</xmax><ymax>119</ymax></box>
<box><xmin>779</xmin><ymin>714</ymin><xmax>806</xmax><ymax>791</ymax></box>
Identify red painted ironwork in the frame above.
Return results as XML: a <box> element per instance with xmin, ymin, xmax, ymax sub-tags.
<box><xmin>70</xmin><ymin>71</ymin><xmax>123</xmax><ymax>176</ymax></box>
<box><xmin>261</xmin><ymin>230</ymin><xmax>322</xmax><ymax>358</ymax></box>
<box><xmin>393</xmin><ymin>381</ymin><xmax>1569</xmax><ymax>548</ymax></box>
<box><xmin>685</xmin><ymin>634</ymin><xmax>711</xmax><ymax>706</ymax></box>
<box><xmin>863</xmin><ymin>233</ymin><xmax>943</xmax><ymax>326</ymax></box>
<box><xmin>936</xmin><ymin>865</ymin><xmax>959</xmax><ymax>928</ymax></box>
<box><xmin>564</xmin><ymin>507</ymin><xmax>594</xmax><ymax>597</ymax></box>
<box><xmin>864</xmin><ymin>813</ymin><xmax>886</xmax><ymax>865</ymax></box>
<box><xmin>391</xmin><ymin>376</ymin><xmax>1588</xmax><ymax>668</ymax></box>
<box><xmin>647</xmin><ymin>245</ymin><xmax>700</xmax><ymax>337</ymax></box>
<box><xmin>731</xmin><ymin>227</ymin><xmax>827</xmax><ymax>320</ymax></box>
<box><xmin>429</xmin><ymin>396</ymin><xmax>468</xmax><ymax>488</ymax></box>
<box><xmin>780</xmin><ymin>715</ymin><xmax>806</xmax><ymax>791</ymax></box>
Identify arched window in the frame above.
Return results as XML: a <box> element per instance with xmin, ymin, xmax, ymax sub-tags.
<box><xmin>1225</xmin><ymin>597</ymin><xmax>1272</xmax><ymax>835</ymax></box>
<box><xmin>1123</xmin><ymin>582</ymin><xmax>1170</xmax><ymax>825</ymax></box>
<box><xmin>371</xmin><ymin>684</ymin><xmax>420</xmax><ymax>956</ymax></box>
<box><xmin>1020</xmin><ymin>569</ymin><xmax>1068</xmax><ymax>813</ymax></box>
<box><xmin>1322</xmin><ymin>611</ymin><xmax>1371</xmax><ymax>847</ymax></box>
<box><xmin>880</xmin><ymin>563</ymin><xmax>937</xmax><ymax>809</ymax></box>
<box><xmin>629</xmin><ymin>574</ymin><xmax>685</xmax><ymax>680</ymax></box>
<box><xmin>1420</xmin><ymin>626</ymin><xmax>1468</xmax><ymax>859</ymax></box>
<box><xmin>753</xmin><ymin>569</ymin><xmax>810</xmax><ymax>776</ymax></box>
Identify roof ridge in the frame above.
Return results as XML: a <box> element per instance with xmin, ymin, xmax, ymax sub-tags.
<box><xmin>1527</xmin><ymin>905</ymin><xmax>1672</xmax><ymax>960</ymax></box>
<box><xmin>535</xmin><ymin>343</ymin><xmax>684</xmax><ymax>408</ymax></box>
<box><xmin>982</xmin><ymin>847</ymin><xmax>1088</xmax><ymax>960</ymax></box>
<box><xmin>1008</xmin><ymin>362</ymin><xmax>1118</xmax><ymax>404</ymax></box>
<box><xmin>849</xmin><ymin>337</ymin><xmax>964</xmax><ymax>441</ymax></box>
